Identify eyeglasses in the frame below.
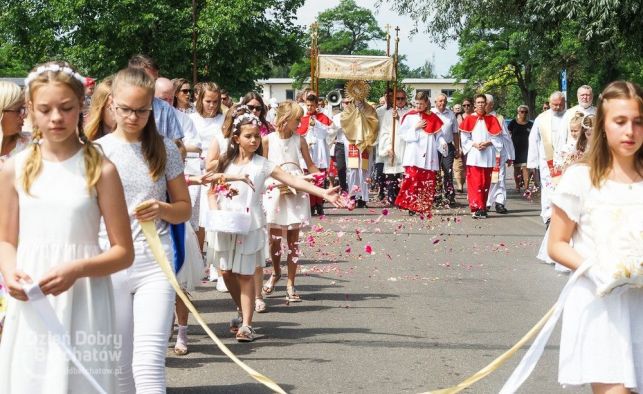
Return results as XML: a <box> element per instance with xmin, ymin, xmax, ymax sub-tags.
<box><xmin>518</xmin><ymin>110</ymin><xmax>528</xmax><ymax>113</ymax></box>
<box><xmin>246</xmin><ymin>104</ymin><xmax>262</xmax><ymax>112</ymax></box>
<box><xmin>2</xmin><ymin>107</ymin><xmax>26</xmax><ymax>116</ymax></box>
<box><xmin>462</xmin><ymin>104</ymin><xmax>471</xmax><ymax>107</ymax></box>
<box><xmin>114</xmin><ymin>106</ymin><xmax>152</xmax><ymax>118</ymax></box>
<box><xmin>180</xmin><ymin>89</ymin><xmax>191</xmax><ymax>94</ymax></box>
<box><xmin>395</xmin><ymin>97</ymin><xmax>406</xmax><ymax>101</ymax></box>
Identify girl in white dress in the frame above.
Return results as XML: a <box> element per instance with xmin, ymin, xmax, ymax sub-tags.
<box><xmin>262</xmin><ymin>101</ymin><xmax>321</xmax><ymax>303</ymax></box>
<box><xmin>189</xmin><ymin>82</ymin><xmax>225</xmax><ymax>250</ymax></box>
<box><xmin>209</xmin><ymin>109</ymin><xmax>341</xmax><ymax>342</ymax></box>
<box><xmin>548</xmin><ymin>80</ymin><xmax>643</xmax><ymax>393</ymax></box>
<box><xmin>97</xmin><ymin>67</ymin><xmax>191</xmax><ymax>393</ymax></box>
<box><xmin>0</xmin><ymin>62</ymin><xmax>133</xmax><ymax>393</ymax></box>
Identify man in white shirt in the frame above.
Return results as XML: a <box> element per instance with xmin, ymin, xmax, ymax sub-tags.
<box><xmin>527</xmin><ymin>91</ymin><xmax>567</xmax><ymax>226</ymax></box>
<box><xmin>374</xmin><ymin>88</ymin><xmax>394</xmax><ymax>200</ymax></box>
<box><xmin>431</xmin><ymin>93</ymin><xmax>459</xmax><ymax>206</ymax></box>
<box><xmin>484</xmin><ymin>94</ymin><xmax>515</xmax><ymax>214</ymax></box>
<box><xmin>561</xmin><ymin>84</ymin><xmax>596</xmax><ymax>142</ymax></box>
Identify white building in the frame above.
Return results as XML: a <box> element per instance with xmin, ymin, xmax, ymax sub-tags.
<box><xmin>256</xmin><ymin>78</ymin><xmax>467</xmax><ymax>103</ymax></box>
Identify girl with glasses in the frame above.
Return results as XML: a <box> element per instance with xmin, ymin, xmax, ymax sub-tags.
<box><xmin>96</xmin><ymin>67</ymin><xmax>191</xmax><ymax>393</ymax></box>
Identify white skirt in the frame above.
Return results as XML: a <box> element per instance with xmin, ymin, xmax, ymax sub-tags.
<box><xmin>206</xmin><ymin>228</ymin><xmax>267</xmax><ymax>276</ymax></box>
<box><xmin>263</xmin><ymin>183</ymin><xmax>311</xmax><ymax>230</ymax></box>
<box><xmin>559</xmin><ymin>280</ymin><xmax>643</xmax><ymax>390</ymax></box>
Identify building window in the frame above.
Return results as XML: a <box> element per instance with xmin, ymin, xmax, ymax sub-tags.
<box><xmin>286</xmin><ymin>89</ymin><xmax>294</xmax><ymax>100</ymax></box>
<box><xmin>441</xmin><ymin>89</ymin><xmax>456</xmax><ymax>97</ymax></box>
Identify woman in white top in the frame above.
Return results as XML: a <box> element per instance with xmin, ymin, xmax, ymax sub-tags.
<box><xmin>0</xmin><ymin>81</ymin><xmax>30</xmax><ymax>167</ymax></box>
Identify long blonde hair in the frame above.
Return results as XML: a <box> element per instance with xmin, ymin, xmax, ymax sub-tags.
<box><xmin>111</xmin><ymin>67</ymin><xmax>166</xmax><ymax>181</ymax></box>
<box><xmin>85</xmin><ymin>75</ymin><xmax>114</xmax><ymax>141</ymax></box>
<box><xmin>586</xmin><ymin>80</ymin><xmax>643</xmax><ymax>187</ymax></box>
<box><xmin>0</xmin><ymin>81</ymin><xmax>24</xmax><ymax>155</ymax></box>
<box><xmin>23</xmin><ymin>61</ymin><xmax>102</xmax><ymax>195</ymax></box>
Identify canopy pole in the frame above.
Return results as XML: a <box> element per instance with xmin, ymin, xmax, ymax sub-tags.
<box><xmin>391</xmin><ymin>26</ymin><xmax>400</xmax><ymax>166</ymax></box>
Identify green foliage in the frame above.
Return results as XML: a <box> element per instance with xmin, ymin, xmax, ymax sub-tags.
<box><xmin>406</xmin><ymin>59</ymin><xmax>436</xmax><ymax>78</ymax></box>
<box><xmin>0</xmin><ymin>0</ymin><xmax>304</xmax><ymax>95</ymax></box>
<box><xmin>385</xmin><ymin>0</ymin><xmax>643</xmax><ymax>118</ymax></box>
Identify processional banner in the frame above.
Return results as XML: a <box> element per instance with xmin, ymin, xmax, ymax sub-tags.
<box><xmin>317</xmin><ymin>55</ymin><xmax>394</xmax><ymax>81</ymax></box>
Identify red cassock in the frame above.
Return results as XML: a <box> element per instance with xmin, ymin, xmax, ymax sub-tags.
<box><xmin>297</xmin><ymin>112</ymin><xmax>332</xmax><ymax>135</ymax></box>
<box><xmin>395</xmin><ymin>166</ymin><xmax>437</xmax><ymax>216</ymax></box>
<box><xmin>394</xmin><ymin>110</ymin><xmax>444</xmax><ymax>216</ymax></box>
<box><xmin>459</xmin><ymin>114</ymin><xmax>502</xmax><ymax>212</ymax></box>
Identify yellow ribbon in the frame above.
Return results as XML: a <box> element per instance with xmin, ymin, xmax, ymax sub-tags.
<box><xmin>421</xmin><ymin>305</ymin><xmax>556</xmax><ymax>394</ymax></box>
<box><xmin>138</xmin><ymin>217</ymin><xmax>286</xmax><ymax>394</ymax></box>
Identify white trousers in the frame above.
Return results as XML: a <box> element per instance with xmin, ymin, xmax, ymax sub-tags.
<box><xmin>112</xmin><ymin>239</ymin><xmax>175</xmax><ymax>394</ymax></box>
<box><xmin>347</xmin><ymin>168</ymin><xmax>369</xmax><ymax>201</ymax></box>
<box><xmin>487</xmin><ymin>153</ymin><xmax>508</xmax><ymax>206</ymax></box>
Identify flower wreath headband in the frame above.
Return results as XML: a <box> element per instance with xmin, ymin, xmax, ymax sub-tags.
<box><xmin>24</xmin><ymin>64</ymin><xmax>86</xmax><ymax>90</ymax></box>
<box><xmin>581</xmin><ymin>113</ymin><xmax>595</xmax><ymax>130</ymax></box>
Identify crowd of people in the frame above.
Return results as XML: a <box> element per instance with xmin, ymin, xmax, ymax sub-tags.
<box><xmin>0</xmin><ymin>53</ymin><xmax>640</xmax><ymax>394</ymax></box>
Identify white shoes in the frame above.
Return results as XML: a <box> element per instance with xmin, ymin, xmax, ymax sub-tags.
<box><xmin>208</xmin><ymin>263</ymin><xmax>218</xmax><ymax>282</ymax></box>
<box><xmin>216</xmin><ymin>278</ymin><xmax>228</xmax><ymax>292</ymax></box>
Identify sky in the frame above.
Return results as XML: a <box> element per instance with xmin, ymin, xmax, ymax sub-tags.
<box><xmin>295</xmin><ymin>0</ymin><xmax>460</xmax><ymax>77</ymax></box>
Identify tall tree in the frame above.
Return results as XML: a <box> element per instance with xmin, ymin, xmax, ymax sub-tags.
<box><xmin>384</xmin><ymin>0</ymin><xmax>643</xmax><ymax>114</ymax></box>
<box><xmin>290</xmin><ymin>0</ymin><xmax>387</xmax><ymax>98</ymax></box>
<box><xmin>0</xmin><ymin>0</ymin><xmax>305</xmax><ymax>95</ymax></box>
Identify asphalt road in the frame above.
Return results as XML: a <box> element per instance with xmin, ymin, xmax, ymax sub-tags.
<box><xmin>166</xmin><ymin>185</ymin><xmax>586</xmax><ymax>394</ymax></box>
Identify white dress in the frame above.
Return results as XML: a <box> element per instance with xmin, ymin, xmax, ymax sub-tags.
<box><xmin>553</xmin><ymin>165</ymin><xmax>643</xmax><ymax>390</ymax></box>
<box><xmin>0</xmin><ymin>149</ymin><xmax>117</xmax><ymax>393</ymax></box>
<box><xmin>264</xmin><ymin>133</ymin><xmax>311</xmax><ymax>230</ymax></box>
<box><xmin>188</xmin><ymin>112</ymin><xmax>227</xmax><ymax>227</ymax></box>
<box><xmin>207</xmin><ymin>155</ymin><xmax>276</xmax><ymax>275</ymax></box>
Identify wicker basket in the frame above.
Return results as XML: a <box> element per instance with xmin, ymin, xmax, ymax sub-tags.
<box><xmin>275</xmin><ymin>161</ymin><xmax>302</xmax><ymax>196</ymax></box>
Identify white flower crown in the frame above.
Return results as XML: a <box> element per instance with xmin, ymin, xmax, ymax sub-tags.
<box><xmin>24</xmin><ymin>64</ymin><xmax>85</xmax><ymax>88</ymax></box>
<box><xmin>232</xmin><ymin>111</ymin><xmax>261</xmax><ymax>129</ymax></box>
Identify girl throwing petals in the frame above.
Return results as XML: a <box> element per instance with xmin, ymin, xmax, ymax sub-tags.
<box><xmin>209</xmin><ymin>108</ymin><xmax>342</xmax><ymax>342</ymax></box>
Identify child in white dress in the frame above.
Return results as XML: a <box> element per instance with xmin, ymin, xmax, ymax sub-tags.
<box><xmin>209</xmin><ymin>109</ymin><xmax>342</xmax><ymax>342</ymax></box>
<box><xmin>548</xmin><ymin>81</ymin><xmax>643</xmax><ymax>393</ymax></box>
<box><xmin>262</xmin><ymin>101</ymin><xmax>321</xmax><ymax>304</ymax></box>
<box><xmin>0</xmin><ymin>62</ymin><xmax>133</xmax><ymax>393</ymax></box>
